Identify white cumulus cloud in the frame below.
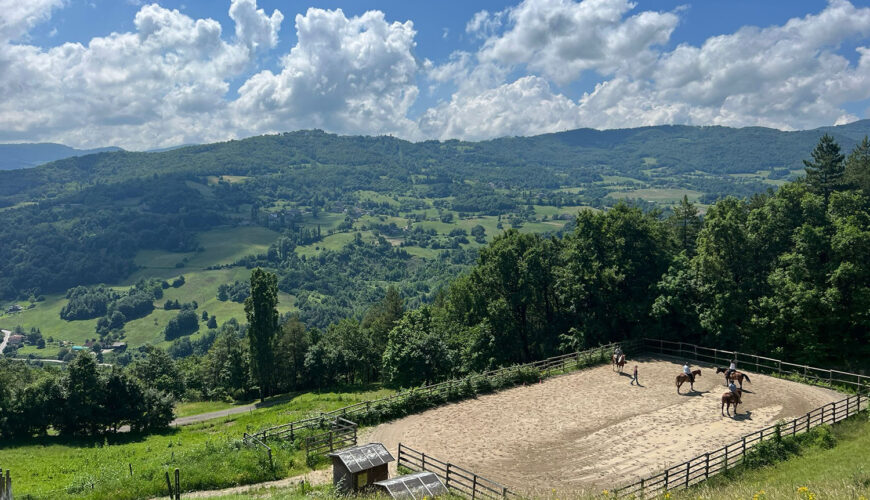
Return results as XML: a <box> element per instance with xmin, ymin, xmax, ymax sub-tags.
<box><xmin>231</xmin><ymin>8</ymin><xmax>420</xmax><ymax>139</ymax></box>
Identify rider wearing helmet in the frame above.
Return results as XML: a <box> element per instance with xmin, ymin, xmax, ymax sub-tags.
<box><xmin>614</xmin><ymin>345</ymin><xmax>623</xmax><ymax>361</ymax></box>
<box><xmin>683</xmin><ymin>362</ymin><xmax>694</xmax><ymax>383</ymax></box>
<box><xmin>728</xmin><ymin>380</ymin><xmax>741</xmax><ymax>403</ymax></box>
<box><xmin>725</xmin><ymin>359</ymin><xmax>737</xmax><ymax>380</ymax></box>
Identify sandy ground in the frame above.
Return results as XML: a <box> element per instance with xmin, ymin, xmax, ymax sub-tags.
<box><xmin>364</xmin><ymin>356</ymin><xmax>844</xmax><ymax>496</ymax></box>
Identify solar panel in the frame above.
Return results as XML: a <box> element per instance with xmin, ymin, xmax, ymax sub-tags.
<box><xmin>375</xmin><ymin>471</ymin><xmax>449</xmax><ymax>500</ymax></box>
<box><xmin>329</xmin><ymin>443</ymin><xmax>394</xmax><ymax>473</ymax></box>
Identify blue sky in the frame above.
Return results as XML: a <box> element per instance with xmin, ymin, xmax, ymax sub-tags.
<box><xmin>2</xmin><ymin>0</ymin><xmax>870</xmax><ymax>149</ymax></box>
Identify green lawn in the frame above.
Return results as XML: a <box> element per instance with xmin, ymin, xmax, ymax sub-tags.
<box><xmin>2</xmin><ymin>387</ymin><xmax>394</xmax><ymax>500</ymax></box>
<box><xmin>672</xmin><ymin>412</ymin><xmax>870</xmax><ymax>500</ymax></box>
<box><xmin>174</xmin><ymin>400</ymin><xmax>250</xmax><ymax>418</ymax></box>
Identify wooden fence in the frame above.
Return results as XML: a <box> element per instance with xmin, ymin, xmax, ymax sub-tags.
<box><xmin>397</xmin><ymin>444</ymin><xmax>521</xmax><ymax>500</ymax></box>
<box><xmin>644</xmin><ymin>338</ymin><xmax>869</xmax><ymax>394</ymax></box>
<box><xmin>242</xmin><ymin>432</ymin><xmax>273</xmax><ymax>468</ymax></box>
<box><xmin>0</xmin><ymin>468</ymin><xmax>11</xmax><ymax>500</ymax></box>
<box><xmin>614</xmin><ymin>393</ymin><xmax>867</xmax><ymax>498</ymax></box>
<box><xmin>304</xmin><ymin>418</ymin><xmax>358</xmax><ymax>463</ymax></box>
<box><xmin>248</xmin><ymin>340</ymin><xmax>639</xmax><ymax>442</ymax></box>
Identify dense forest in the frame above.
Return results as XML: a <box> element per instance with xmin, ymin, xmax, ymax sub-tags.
<box><xmin>2</xmin><ymin>122</ymin><xmax>870</xmax><ymax>302</ymax></box>
<box><xmin>2</xmin><ymin>134</ymin><xmax>868</xmax><ymax>439</ymax></box>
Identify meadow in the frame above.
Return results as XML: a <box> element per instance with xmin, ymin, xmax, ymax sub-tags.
<box><xmin>1</xmin><ymin>387</ymin><xmax>394</xmax><ymax>500</ymax></box>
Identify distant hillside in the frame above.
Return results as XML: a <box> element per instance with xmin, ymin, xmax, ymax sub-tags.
<box><xmin>0</xmin><ymin>143</ymin><xmax>121</xmax><ymax>170</ymax></box>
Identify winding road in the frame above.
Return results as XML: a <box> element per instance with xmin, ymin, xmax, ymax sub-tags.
<box><xmin>0</xmin><ymin>329</ymin><xmax>11</xmax><ymax>354</ymax></box>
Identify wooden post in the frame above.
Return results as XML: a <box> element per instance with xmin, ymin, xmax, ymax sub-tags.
<box><xmin>792</xmin><ymin>418</ymin><xmax>797</xmax><ymax>437</ymax></box>
<box><xmin>165</xmin><ymin>471</ymin><xmax>173</xmax><ymax>498</ymax></box>
<box><xmin>832</xmin><ymin>401</ymin><xmax>837</xmax><ymax>423</ymax></box>
<box><xmin>705</xmin><ymin>453</ymin><xmax>710</xmax><ymax>479</ymax></box>
<box><xmin>724</xmin><ymin>446</ymin><xmax>728</xmax><ymax>470</ymax></box>
<box><xmin>422</xmin><ymin>452</ymin><xmax>426</xmax><ymax>471</ymax></box>
<box><xmin>445</xmin><ymin>462</ymin><xmax>450</xmax><ymax>489</ymax></box>
<box><xmin>174</xmin><ymin>468</ymin><xmax>180</xmax><ymax>500</ymax></box>
<box><xmin>472</xmin><ymin>473</ymin><xmax>478</xmax><ymax>500</ymax></box>
<box><xmin>664</xmin><ymin>468</ymin><xmax>669</xmax><ymax>490</ymax></box>
<box><xmin>685</xmin><ymin>461</ymin><xmax>690</xmax><ymax>488</ymax></box>
<box><xmin>806</xmin><ymin>412</ymin><xmax>811</xmax><ymax>432</ymax></box>
<box><xmin>742</xmin><ymin>437</ymin><xmax>747</xmax><ymax>464</ymax></box>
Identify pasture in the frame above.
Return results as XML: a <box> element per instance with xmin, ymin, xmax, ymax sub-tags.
<box><xmin>365</xmin><ymin>358</ymin><xmax>843</xmax><ymax>497</ymax></box>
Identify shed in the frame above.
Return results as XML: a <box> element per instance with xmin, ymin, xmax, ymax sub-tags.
<box><xmin>374</xmin><ymin>471</ymin><xmax>449</xmax><ymax>500</ymax></box>
<box><xmin>328</xmin><ymin>443</ymin><xmax>394</xmax><ymax>493</ymax></box>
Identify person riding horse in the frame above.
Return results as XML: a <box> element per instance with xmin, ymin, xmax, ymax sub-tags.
<box><xmin>683</xmin><ymin>362</ymin><xmax>694</xmax><ymax>384</ymax></box>
<box><xmin>725</xmin><ymin>359</ymin><xmax>737</xmax><ymax>380</ymax></box>
<box><xmin>728</xmin><ymin>380</ymin><xmax>741</xmax><ymax>404</ymax></box>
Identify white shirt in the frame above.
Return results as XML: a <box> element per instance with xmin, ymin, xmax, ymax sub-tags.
<box><xmin>729</xmin><ymin>362</ymin><xmax>736</xmax><ymax>370</ymax></box>
<box><xmin>683</xmin><ymin>365</ymin><xmax>691</xmax><ymax>374</ymax></box>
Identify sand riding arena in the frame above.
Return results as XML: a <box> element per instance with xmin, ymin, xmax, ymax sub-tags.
<box><xmin>365</xmin><ymin>356</ymin><xmax>843</xmax><ymax>497</ymax></box>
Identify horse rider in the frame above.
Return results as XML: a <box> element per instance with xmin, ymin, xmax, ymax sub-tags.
<box><xmin>725</xmin><ymin>359</ymin><xmax>737</xmax><ymax>380</ymax></box>
<box><xmin>683</xmin><ymin>362</ymin><xmax>694</xmax><ymax>383</ymax></box>
<box><xmin>614</xmin><ymin>345</ymin><xmax>624</xmax><ymax>361</ymax></box>
<box><xmin>728</xmin><ymin>379</ymin><xmax>741</xmax><ymax>403</ymax></box>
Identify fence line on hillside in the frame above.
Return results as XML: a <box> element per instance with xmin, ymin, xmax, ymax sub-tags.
<box><xmin>613</xmin><ymin>393</ymin><xmax>867</xmax><ymax>498</ymax></box>
<box><xmin>304</xmin><ymin>418</ymin><xmax>358</xmax><ymax>464</ymax></box>
<box><xmin>398</xmin><ymin>444</ymin><xmax>521</xmax><ymax>499</ymax></box>
<box><xmin>642</xmin><ymin>338</ymin><xmax>869</xmax><ymax>394</ymax></box>
<box><xmin>249</xmin><ymin>340</ymin><xmax>641</xmax><ymax>442</ymax></box>
<box><xmin>0</xmin><ymin>468</ymin><xmax>11</xmax><ymax>500</ymax></box>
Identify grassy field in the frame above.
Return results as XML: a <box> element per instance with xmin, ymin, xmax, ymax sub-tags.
<box><xmin>174</xmin><ymin>400</ymin><xmax>251</xmax><ymax>418</ymax></box>
<box><xmin>0</xmin><ymin>226</ymin><xmax>293</xmax><ymax>355</ymax></box>
<box><xmin>671</xmin><ymin>412</ymin><xmax>870</xmax><ymax>500</ymax></box>
<box><xmin>607</xmin><ymin>187</ymin><xmax>703</xmax><ymax>204</ymax></box>
<box><xmin>2</xmin><ymin>387</ymin><xmax>394</xmax><ymax>500</ymax></box>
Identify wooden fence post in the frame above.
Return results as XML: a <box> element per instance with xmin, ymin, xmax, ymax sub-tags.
<box><xmin>664</xmin><ymin>468</ymin><xmax>669</xmax><ymax>490</ymax></box>
<box><xmin>165</xmin><ymin>471</ymin><xmax>173</xmax><ymax>498</ymax></box>
<box><xmin>806</xmin><ymin>412</ymin><xmax>811</xmax><ymax>432</ymax></box>
<box><xmin>444</xmin><ymin>462</ymin><xmax>450</xmax><ymax>489</ymax></box>
<box><xmin>742</xmin><ymin>437</ymin><xmax>747</xmax><ymax>464</ymax></box>
<box><xmin>471</xmin><ymin>473</ymin><xmax>477</xmax><ymax>500</ymax></box>
<box><xmin>174</xmin><ymin>468</ymin><xmax>180</xmax><ymax>500</ymax></box>
<box><xmin>705</xmin><ymin>453</ymin><xmax>710</xmax><ymax>479</ymax></box>
<box><xmin>685</xmin><ymin>462</ymin><xmax>690</xmax><ymax>488</ymax></box>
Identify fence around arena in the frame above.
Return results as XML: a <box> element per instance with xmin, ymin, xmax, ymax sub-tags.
<box><xmin>397</xmin><ymin>444</ymin><xmax>521</xmax><ymax>499</ymax></box>
<box><xmin>304</xmin><ymin>418</ymin><xmax>358</xmax><ymax>463</ymax></box>
<box><xmin>614</xmin><ymin>393</ymin><xmax>867</xmax><ymax>498</ymax></box>
<box><xmin>249</xmin><ymin>340</ymin><xmax>641</xmax><ymax>442</ymax></box>
<box><xmin>0</xmin><ymin>468</ymin><xmax>12</xmax><ymax>500</ymax></box>
<box><xmin>643</xmin><ymin>338</ymin><xmax>869</xmax><ymax>394</ymax></box>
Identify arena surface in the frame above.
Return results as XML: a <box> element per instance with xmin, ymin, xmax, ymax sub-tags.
<box><xmin>365</xmin><ymin>357</ymin><xmax>844</xmax><ymax>496</ymax></box>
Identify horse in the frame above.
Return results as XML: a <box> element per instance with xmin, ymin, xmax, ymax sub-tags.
<box><xmin>716</xmin><ymin>367</ymin><xmax>752</xmax><ymax>389</ymax></box>
<box><xmin>721</xmin><ymin>389</ymin><xmax>743</xmax><ymax>417</ymax></box>
<box><xmin>612</xmin><ymin>353</ymin><xmax>626</xmax><ymax>373</ymax></box>
<box><xmin>675</xmin><ymin>369</ymin><xmax>702</xmax><ymax>393</ymax></box>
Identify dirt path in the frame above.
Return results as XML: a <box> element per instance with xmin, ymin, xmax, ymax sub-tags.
<box><xmin>365</xmin><ymin>356</ymin><xmax>844</xmax><ymax>497</ymax></box>
<box><xmin>153</xmin><ymin>469</ymin><xmax>332</xmax><ymax>499</ymax></box>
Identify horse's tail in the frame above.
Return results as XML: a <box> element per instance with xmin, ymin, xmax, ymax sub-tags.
<box><xmin>744</xmin><ymin>373</ymin><xmax>751</xmax><ymax>384</ymax></box>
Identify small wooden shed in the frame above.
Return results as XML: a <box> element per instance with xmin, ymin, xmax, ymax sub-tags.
<box><xmin>328</xmin><ymin>443</ymin><xmax>394</xmax><ymax>493</ymax></box>
<box><xmin>374</xmin><ymin>471</ymin><xmax>449</xmax><ymax>500</ymax></box>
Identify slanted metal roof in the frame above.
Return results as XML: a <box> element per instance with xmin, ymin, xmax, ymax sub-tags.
<box><xmin>328</xmin><ymin>443</ymin><xmax>394</xmax><ymax>473</ymax></box>
<box><xmin>374</xmin><ymin>471</ymin><xmax>449</xmax><ymax>500</ymax></box>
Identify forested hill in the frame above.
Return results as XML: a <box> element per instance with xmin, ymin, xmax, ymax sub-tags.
<box><xmin>0</xmin><ymin>143</ymin><xmax>121</xmax><ymax>171</ymax></box>
<box><xmin>3</xmin><ymin>120</ymin><xmax>870</xmax><ymax>205</ymax></box>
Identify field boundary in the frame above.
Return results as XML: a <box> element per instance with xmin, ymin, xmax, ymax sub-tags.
<box><xmin>0</xmin><ymin>468</ymin><xmax>11</xmax><ymax>500</ymax></box>
<box><xmin>612</xmin><ymin>338</ymin><xmax>869</xmax><ymax>498</ymax></box>
<box><xmin>397</xmin><ymin>443</ymin><xmax>521</xmax><ymax>499</ymax></box>
<box><xmin>249</xmin><ymin>340</ymin><xmax>642</xmax><ymax>442</ymax></box>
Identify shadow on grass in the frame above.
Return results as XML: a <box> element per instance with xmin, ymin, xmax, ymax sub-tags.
<box><xmin>0</xmin><ymin>426</ymin><xmax>181</xmax><ymax>451</ymax></box>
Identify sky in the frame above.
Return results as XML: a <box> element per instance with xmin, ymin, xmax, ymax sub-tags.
<box><xmin>1</xmin><ymin>0</ymin><xmax>870</xmax><ymax>150</ymax></box>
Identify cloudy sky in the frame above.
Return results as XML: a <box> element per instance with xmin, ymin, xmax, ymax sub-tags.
<box><xmin>1</xmin><ymin>0</ymin><xmax>870</xmax><ymax>150</ymax></box>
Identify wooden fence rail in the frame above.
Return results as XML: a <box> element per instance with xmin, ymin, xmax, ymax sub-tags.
<box><xmin>250</xmin><ymin>341</ymin><xmax>640</xmax><ymax>441</ymax></box>
<box><xmin>304</xmin><ymin>418</ymin><xmax>358</xmax><ymax>463</ymax></box>
<box><xmin>614</xmin><ymin>392</ymin><xmax>867</xmax><ymax>498</ymax></box>
<box><xmin>398</xmin><ymin>444</ymin><xmax>521</xmax><ymax>499</ymax></box>
<box><xmin>644</xmin><ymin>338</ymin><xmax>869</xmax><ymax>394</ymax></box>
<box><xmin>0</xmin><ymin>468</ymin><xmax>11</xmax><ymax>500</ymax></box>
<box><xmin>242</xmin><ymin>432</ymin><xmax>273</xmax><ymax>468</ymax></box>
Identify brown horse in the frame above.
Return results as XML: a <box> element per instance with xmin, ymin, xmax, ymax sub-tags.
<box><xmin>721</xmin><ymin>389</ymin><xmax>743</xmax><ymax>417</ymax></box>
<box><xmin>675</xmin><ymin>369</ymin><xmax>702</xmax><ymax>393</ymax></box>
<box><xmin>612</xmin><ymin>353</ymin><xmax>626</xmax><ymax>373</ymax></box>
<box><xmin>716</xmin><ymin>367</ymin><xmax>752</xmax><ymax>389</ymax></box>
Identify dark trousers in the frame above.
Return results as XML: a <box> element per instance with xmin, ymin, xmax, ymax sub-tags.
<box><xmin>630</xmin><ymin>373</ymin><xmax>639</xmax><ymax>385</ymax></box>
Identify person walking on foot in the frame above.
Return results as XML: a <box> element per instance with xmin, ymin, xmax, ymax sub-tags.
<box><xmin>630</xmin><ymin>364</ymin><xmax>639</xmax><ymax>385</ymax></box>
